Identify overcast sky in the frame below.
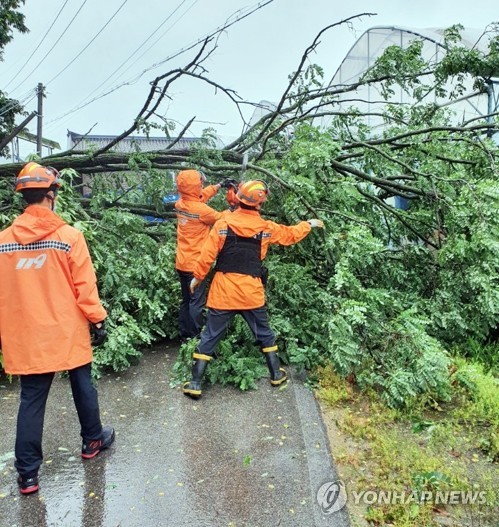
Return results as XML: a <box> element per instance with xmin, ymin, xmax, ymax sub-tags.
<box><xmin>1</xmin><ymin>0</ymin><xmax>498</xmax><ymax>156</ymax></box>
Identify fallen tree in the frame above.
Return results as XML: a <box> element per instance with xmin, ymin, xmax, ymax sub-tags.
<box><xmin>1</xmin><ymin>18</ymin><xmax>498</xmax><ymax>408</ymax></box>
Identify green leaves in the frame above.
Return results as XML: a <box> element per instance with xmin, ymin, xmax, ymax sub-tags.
<box><xmin>362</xmin><ymin>40</ymin><xmax>427</xmax><ymax>101</ymax></box>
<box><xmin>2</xmin><ymin>20</ymin><xmax>497</xmax><ymax>414</ymax></box>
<box><xmin>86</xmin><ymin>209</ymin><xmax>179</xmax><ymax>374</ymax></box>
<box><xmin>0</xmin><ymin>1</ymin><xmax>28</xmax><ymax>60</ymax></box>
<box><xmin>0</xmin><ymin>1</ymin><xmax>28</xmax><ymax>157</ymax></box>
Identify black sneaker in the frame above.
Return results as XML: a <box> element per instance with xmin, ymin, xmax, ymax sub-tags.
<box><xmin>82</xmin><ymin>425</ymin><xmax>115</xmax><ymax>459</ymax></box>
<box><xmin>17</xmin><ymin>472</ymin><xmax>39</xmax><ymax>495</ymax></box>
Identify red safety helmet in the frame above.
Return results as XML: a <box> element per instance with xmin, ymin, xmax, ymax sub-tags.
<box><xmin>236</xmin><ymin>180</ymin><xmax>268</xmax><ymax>207</ymax></box>
<box><xmin>15</xmin><ymin>162</ymin><xmax>61</xmax><ymax>192</ymax></box>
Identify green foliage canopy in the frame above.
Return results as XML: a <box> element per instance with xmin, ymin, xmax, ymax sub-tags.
<box><xmin>1</xmin><ymin>23</ymin><xmax>498</xmax><ymax>408</ymax></box>
<box><xmin>0</xmin><ymin>1</ymin><xmax>28</xmax><ymax>157</ymax></box>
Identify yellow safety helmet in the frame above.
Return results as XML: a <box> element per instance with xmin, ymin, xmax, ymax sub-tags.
<box><xmin>236</xmin><ymin>180</ymin><xmax>268</xmax><ymax>207</ymax></box>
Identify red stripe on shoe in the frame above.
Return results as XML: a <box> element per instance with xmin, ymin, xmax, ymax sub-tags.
<box><xmin>20</xmin><ymin>484</ymin><xmax>39</xmax><ymax>495</ymax></box>
<box><xmin>81</xmin><ymin>450</ymin><xmax>100</xmax><ymax>459</ymax></box>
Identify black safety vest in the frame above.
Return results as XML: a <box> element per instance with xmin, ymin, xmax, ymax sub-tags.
<box><xmin>215</xmin><ymin>226</ymin><xmax>263</xmax><ymax>277</ymax></box>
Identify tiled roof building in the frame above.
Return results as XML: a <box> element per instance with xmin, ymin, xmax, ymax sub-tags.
<box><xmin>67</xmin><ymin>131</ymin><xmax>203</xmax><ymax>152</ymax></box>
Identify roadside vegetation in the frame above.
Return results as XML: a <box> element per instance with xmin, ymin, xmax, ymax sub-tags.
<box><xmin>0</xmin><ymin>9</ymin><xmax>498</xmax><ymax>524</ymax></box>
<box><xmin>317</xmin><ymin>355</ymin><xmax>498</xmax><ymax>526</ymax></box>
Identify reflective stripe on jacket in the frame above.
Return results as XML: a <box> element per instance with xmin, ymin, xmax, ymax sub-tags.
<box><xmin>0</xmin><ymin>205</ymin><xmax>107</xmax><ymax>374</ymax></box>
<box><xmin>193</xmin><ymin>208</ymin><xmax>312</xmax><ymax>310</ymax></box>
<box><xmin>174</xmin><ymin>177</ymin><xmax>221</xmax><ymax>272</ymax></box>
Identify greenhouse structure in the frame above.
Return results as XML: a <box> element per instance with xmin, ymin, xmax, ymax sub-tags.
<box><xmin>321</xmin><ymin>25</ymin><xmax>499</xmax><ymax>135</ymax></box>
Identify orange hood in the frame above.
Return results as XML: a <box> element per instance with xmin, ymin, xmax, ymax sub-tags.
<box><xmin>176</xmin><ymin>170</ymin><xmax>203</xmax><ymax>200</ymax></box>
<box><xmin>11</xmin><ymin>205</ymin><xmax>66</xmax><ymax>245</ymax></box>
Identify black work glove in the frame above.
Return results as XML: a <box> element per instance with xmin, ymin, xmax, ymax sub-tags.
<box><xmin>219</xmin><ymin>178</ymin><xmax>238</xmax><ymax>189</ymax></box>
<box><xmin>261</xmin><ymin>265</ymin><xmax>269</xmax><ymax>287</ymax></box>
<box><xmin>90</xmin><ymin>321</ymin><xmax>107</xmax><ymax>346</ymax></box>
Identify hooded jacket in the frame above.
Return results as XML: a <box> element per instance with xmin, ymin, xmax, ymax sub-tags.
<box><xmin>192</xmin><ymin>207</ymin><xmax>312</xmax><ymax>310</ymax></box>
<box><xmin>174</xmin><ymin>170</ymin><xmax>221</xmax><ymax>272</ymax></box>
<box><xmin>0</xmin><ymin>205</ymin><xmax>107</xmax><ymax>374</ymax></box>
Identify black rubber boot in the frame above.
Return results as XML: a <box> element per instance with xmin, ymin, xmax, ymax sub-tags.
<box><xmin>262</xmin><ymin>346</ymin><xmax>287</xmax><ymax>386</ymax></box>
<box><xmin>183</xmin><ymin>353</ymin><xmax>211</xmax><ymax>399</ymax></box>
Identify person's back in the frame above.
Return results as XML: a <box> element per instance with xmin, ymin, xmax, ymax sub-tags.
<box><xmin>174</xmin><ymin>169</ymin><xmax>222</xmax><ymax>273</ymax></box>
<box><xmin>0</xmin><ymin>204</ymin><xmax>104</xmax><ymax>373</ymax></box>
<box><xmin>183</xmin><ymin>180</ymin><xmax>324</xmax><ymax>398</ymax></box>
<box><xmin>201</xmin><ymin>207</ymin><xmax>310</xmax><ymax>310</ymax></box>
<box><xmin>0</xmin><ymin>162</ymin><xmax>114</xmax><ymax>495</ymax></box>
<box><xmin>174</xmin><ymin>169</ymin><xmax>231</xmax><ymax>340</ymax></box>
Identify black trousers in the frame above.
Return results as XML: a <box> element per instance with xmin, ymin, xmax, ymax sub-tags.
<box><xmin>15</xmin><ymin>362</ymin><xmax>102</xmax><ymax>476</ymax></box>
<box><xmin>197</xmin><ymin>307</ymin><xmax>276</xmax><ymax>357</ymax></box>
<box><xmin>177</xmin><ymin>270</ymin><xmax>210</xmax><ymax>339</ymax></box>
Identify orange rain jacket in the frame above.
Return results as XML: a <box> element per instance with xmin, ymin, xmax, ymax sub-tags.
<box><xmin>192</xmin><ymin>207</ymin><xmax>312</xmax><ymax>310</ymax></box>
<box><xmin>0</xmin><ymin>205</ymin><xmax>107</xmax><ymax>375</ymax></box>
<box><xmin>174</xmin><ymin>170</ymin><xmax>221</xmax><ymax>272</ymax></box>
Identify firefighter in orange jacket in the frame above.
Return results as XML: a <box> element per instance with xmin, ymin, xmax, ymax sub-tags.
<box><xmin>174</xmin><ymin>169</ymin><xmax>235</xmax><ymax>340</ymax></box>
<box><xmin>0</xmin><ymin>163</ymin><xmax>114</xmax><ymax>495</ymax></box>
<box><xmin>183</xmin><ymin>180</ymin><xmax>324</xmax><ymax>398</ymax></box>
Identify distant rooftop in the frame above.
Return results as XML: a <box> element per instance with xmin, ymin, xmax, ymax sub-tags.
<box><xmin>67</xmin><ymin>130</ymin><xmax>206</xmax><ymax>153</ymax></box>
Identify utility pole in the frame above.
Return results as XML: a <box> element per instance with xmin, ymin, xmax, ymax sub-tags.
<box><xmin>36</xmin><ymin>82</ymin><xmax>44</xmax><ymax>156</ymax></box>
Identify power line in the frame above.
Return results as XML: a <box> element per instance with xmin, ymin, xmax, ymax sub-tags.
<box><xmin>117</xmin><ymin>0</ymin><xmax>274</xmax><ymax>91</ymax></box>
<box><xmin>0</xmin><ymin>99</ymin><xmax>22</xmax><ymax>118</ymax></box>
<box><xmin>66</xmin><ymin>0</ymin><xmax>190</xmax><ymax>111</ymax></box>
<box><xmin>108</xmin><ymin>0</ymin><xmax>199</xmax><ymax>88</ymax></box>
<box><xmin>9</xmin><ymin>0</ymin><xmax>89</xmax><ymax>95</ymax></box>
<box><xmin>4</xmin><ymin>0</ymin><xmax>70</xmax><ymax>90</ymax></box>
<box><xmin>0</xmin><ymin>88</ymin><xmax>37</xmax><ymax>118</ymax></box>
<box><xmin>46</xmin><ymin>0</ymin><xmax>129</xmax><ymax>86</ymax></box>
<box><xmin>45</xmin><ymin>0</ymin><xmax>274</xmax><ymax>128</ymax></box>
<box><xmin>43</xmin><ymin>0</ymin><xmax>191</xmax><ymax>134</ymax></box>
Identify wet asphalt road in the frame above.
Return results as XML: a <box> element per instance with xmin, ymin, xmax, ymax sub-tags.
<box><xmin>0</xmin><ymin>344</ymin><xmax>350</xmax><ymax>527</ymax></box>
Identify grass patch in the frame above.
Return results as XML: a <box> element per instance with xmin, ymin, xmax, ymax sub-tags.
<box><xmin>316</xmin><ymin>362</ymin><xmax>498</xmax><ymax>526</ymax></box>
